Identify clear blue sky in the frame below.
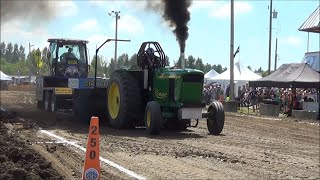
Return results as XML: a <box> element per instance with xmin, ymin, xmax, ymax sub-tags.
<box><xmin>1</xmin><ymin>0</ymin><xmax>319</xmax><ymax>71</ymax></box>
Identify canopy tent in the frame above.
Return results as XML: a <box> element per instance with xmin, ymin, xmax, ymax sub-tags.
<box><xmin>208</xmin><ymin>61</ymin><xmax>262</xmax><ymax>96</ymax></box>
<box><xmin>249</xmin><ymin>63</ymin><xmax>320</xmax><ymax>89</ymax></box>
<box><xmin>204</xmin><ymin>69</ymin><xmax>219</xmax><ymax>80</ymax></box>
<box><xmin>298</xmin><ymin>6</ymin><xmax>320</xmax><ymax>33</ymax></box>
<box><xmin>209</xmin><ymin>61</ymin><xmax>262</xmax><ymax>82</ymax></box>
<box><xmin>0</xmin><ymin>71</ymin><xmax>11</xmax><ymax>81</ymax></box>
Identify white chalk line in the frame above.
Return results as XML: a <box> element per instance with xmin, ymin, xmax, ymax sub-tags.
<box><xmin>40</xmin><ymin>130</ymin><xmax>146</xmax><ymax>180</ymax></box>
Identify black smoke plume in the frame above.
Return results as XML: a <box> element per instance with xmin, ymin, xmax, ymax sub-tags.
<box><xmin>143</xmin><ymin>0</ymin><xmax>192</xmax><ymax>53</ymax></box>
<box><xmin>1</xmin><ymin>1</ymin><xmax>55</xmax><ymax>24</ymax></box>
<box><xmin>161</xmin><ymin>0</ymin><xmax>192</xmax><ymax>53</ymax></box>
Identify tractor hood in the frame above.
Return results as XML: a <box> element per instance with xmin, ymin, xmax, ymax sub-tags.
<box><xmin>156</xmin><ymin>67</ymin><xmax>204</xmax><ymax>78</ymax></box>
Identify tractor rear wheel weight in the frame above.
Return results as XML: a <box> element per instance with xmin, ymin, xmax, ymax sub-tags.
<box><xmin>107</xmin><ymin>70</ymin><xmax>143</xmax><ymax>129</ymax></box>
<box><xmin>207</xmin><ymin>101</ymin><xmax>225</xmax><ymax>135</ymax></box>
<box><xmin>144</xmin><ymin>101</ymin><xmax>161</xmax><ymax>135</ymax></box>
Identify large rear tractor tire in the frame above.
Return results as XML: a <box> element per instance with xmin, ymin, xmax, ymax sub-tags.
<box><xmin>207</xmin><ymin>101</ymin><xmax>225</xmax><ymax>135</ymax></box>
<box><xmin>145</xmin><ymin>101</ymin><xmax>161</xmax><ymax>135</ymax></box>
<box><xmin>106</xmin><ymin>70</ymin><xmax>142</xmax><ymax>129</ymax></box>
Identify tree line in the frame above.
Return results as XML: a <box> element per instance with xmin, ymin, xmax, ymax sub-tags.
<box><xmin>0</xmin><ymin>41</ymin><xmax>269</xmax><ymax>77</ymax></box>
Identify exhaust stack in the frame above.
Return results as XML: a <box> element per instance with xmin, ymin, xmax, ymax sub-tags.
<box><xmin>180</xmin><ymin>52</ymin><xmax>185</xmax><ymax>69</ymax></box>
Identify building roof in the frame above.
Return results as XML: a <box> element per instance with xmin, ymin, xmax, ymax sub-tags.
<box><xmin>298</xmin><ymin>6</ymin><xmax>320</xmax><ymax>33</ymax></box>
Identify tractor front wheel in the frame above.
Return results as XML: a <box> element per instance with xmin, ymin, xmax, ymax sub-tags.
<box><xmin>145</xmin><ymin>101</ymin><xmax>161</xmax><ymax>135</ymax></box>
<box><xmin>207</xmin><ymin>101</ymin><xmax>225</xmax><ymax>135</ymax></box>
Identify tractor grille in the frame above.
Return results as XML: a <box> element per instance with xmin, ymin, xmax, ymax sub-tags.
<box><xmin>181</xmin><ymin>74</ymin><xmax>204</xmax><ymax>104</ymax></box>
<box><xmin>183</xmin><ymin>74</ymin><xmax>204</xmax><ymax>83</ymax></box>
<box><xmin>168</xmin><ymin>78</ymin><xmax>175</xmax><ymax>101</ymax></box>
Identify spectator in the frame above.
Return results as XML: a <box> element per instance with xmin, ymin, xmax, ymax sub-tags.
<box><xmin>236</xmin><ymin>86</ymin><xmax>242</xmax><ymax>109</ymax></box>
<box><xmin>250</xmin><ymin>88</ymin><xmax>258</xmax><ymax>112</ymax></box>
<box><xmin>226</xmin><ymin>85</ymin><xmax>230</xmax><ymax>98</ymax></box>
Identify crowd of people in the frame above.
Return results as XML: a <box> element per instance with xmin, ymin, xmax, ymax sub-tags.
<box><xmin>203</xmin><ymin>82</ymin><xmax>319</xmax><ymax>116</ymax></box>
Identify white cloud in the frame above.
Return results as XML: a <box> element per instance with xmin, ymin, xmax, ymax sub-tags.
<box><xmin>209</xmin><ymin>2</ymin><xmax>253</xmax><ymax>19</ymax></box>
<box><xmin>53</xmin><ymin>1</ymin><xmax>79</xmax><ymax>17</ymax></box>
<box><xmin>1</xmin><ymin>20</ymin><xmax>51</xmax><ymax>49</ymax></box>
<box><xmin>189</xmin><ymin>0</ymin><xmax>215</xmax><ymax>12</ymax></box>
<box><xmin>281</xmin><ymin>36</ymin><xmax>302</xmax><ymax>46</ymax></box>
<box><xmin>110</xmin><ymin>14</ymin><xmax>144</xmax><ymax>34</ymax></box>
<box><xmin>73</xmin><ymin>19</ymin><xmax>100</xmax><ymax>32</ymax></box>
<box><xmin>88</xmin><ymin>0</ymin><xmax>107</xmax><ymax>6</ymax></box>
<box><xmin>87</xmin><ymin>34</ymin><xmax>109</xmax><ymax>46</ymax></box>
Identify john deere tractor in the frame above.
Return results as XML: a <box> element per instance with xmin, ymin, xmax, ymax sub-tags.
<box><xmin>106</xmin><ymin>42</ymin><xmax>224</xmax><ymax>135</ymax></box>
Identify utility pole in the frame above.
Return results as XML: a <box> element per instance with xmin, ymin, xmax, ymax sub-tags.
<box><xmin>28</xmin><ymin>42</ymin><xmax>34</xmax><ymax>56</ymax></box>
<box><xmin>109</xmin><ymin>11</ymin><xmax>120</xmax><ymax>71</ymax></box>
<box><xmin>268</xmin><ymin>0</ymin><xmax>273</xmax><ymax>75</ymax></box>
<box><xmin>28</xmin><ymin>43</ymin><xmax>34</xmax><ymax>79</ymax></box>
<box><xmin>230</xmin><ymin>0</ymin><xmax>235</xmax><ymax>100</ymax></box>
<box><xmin>272</xmin><ymin>8</ymin><xmax>278</xmax><ymax>71</ymax></box>
<box><xmin>274</xmin><ymin>38</ymin><xmax>278</xmax><ymax>71</ymax></box>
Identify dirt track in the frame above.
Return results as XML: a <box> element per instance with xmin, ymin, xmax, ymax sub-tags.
<box><xmin>1</xmin><ymin>91</ymin><xmax>319</xmax><ymax>179</ymax></box>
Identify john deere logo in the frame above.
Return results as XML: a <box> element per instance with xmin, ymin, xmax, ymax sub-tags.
<box><xmin>155</xmin><ymin>89</ymin><xmax>167</xmax><ymax>99</ymax></box>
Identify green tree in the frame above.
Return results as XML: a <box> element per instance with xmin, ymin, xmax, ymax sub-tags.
<box><xmin>19</xmin><ymin>45</ymin><xmax>26</xmax><ymax>61</ymax></box>
<box><xmin>5</xmin><ymin>42</ymin><xmax>13</xmax><ymax>63</ymax></box>
<box><xmin>12</xmin><ymin>43</ymin><xmax>19</xmax><ymax>63</ymax></box>
<box><xmin>40</xmin><ymin>47</ymin><xmax>50</xmax><ymax>75</ymax></box>
<box><xmin>129</xmin><ymin>53</ymin><xmax>137</xmax><ymax>67</ymax></box>
<box><xmin>222</xmin><ymin>67</ymin><xmax>227</xmax><ymax>72</ymax></box>
<box><xmin>247</xmin><ymin>66</ymin><xmax>252</xmax><ymax>71</ymax></box>
<box><xmin>107</xmin><ymin>58</ymin><xmax>116</xmax><ymax>77</ymax></box>
<box><xmin>186</xmin><ymin>55</ymin><xmax>196</xmax><ymax>69</ymax></box>
<box><xmin>0</xmin><ymin>42</ymin><xmax>5</xmax><ymax>59</ymax></box>
<box><xmin>204</xmin><ymin>63</ymin><xmax>212</xmax><ymax>73</ymax></box>
<box><xmin>117</xmin><ymin>53</ymin><xmax>129</xmax><ymax>68</ymax></box>
<box><xmin>195</xmin><ymin>57</ymin><xmax>204</xmax><ymax>71</ymax></box>
<box><xmin>174</xmin><ymin>57</ymin><xmax>182</xmax><ymax>67</ymax></box>
<box><xmin>165</xmin><ymin>55</ymin><xmax>170</xmax><ymax>66</ymax></box>
<box><xmin>1</xmin><ymin>58</ymin><xmax>29</xmax><ymax>76</ymax></box>
<box><xmin>25</xmin><ymin>48</ymin><xmax>41</xmax><ymax>75</ymax></box>
<box><xmin>215</xmin><ymin>64</ymin><xmax>223</xmax><ymax>74</ymax></box>
<box><xmin>89</xmin><ymin>55</ymin><xmax>107</xmax><ymax>77</ymax></box>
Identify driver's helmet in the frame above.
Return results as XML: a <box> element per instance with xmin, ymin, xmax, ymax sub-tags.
<box><xmin>146</xmin><ymin>47</ymin><xmax>155</xmax><ymax>56</ymax></box>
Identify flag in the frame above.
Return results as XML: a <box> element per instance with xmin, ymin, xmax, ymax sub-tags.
<box><xmin>234</xmin><ymin>46</ymin><xmax>240</xmax><ymax>58</ymax></box>
<box><xmin>36</xmin><ymin>50</ymin><xmax>43</xmax><ymax>68</ymax></box>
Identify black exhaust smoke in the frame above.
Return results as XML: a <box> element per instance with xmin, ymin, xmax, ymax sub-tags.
<box><xmin>1</xmin><ymin>1</ymin><xmax>56</xmax><ymax>25</ymax></box>
<box><xmin>162</xmin><ymin>0</ymin><xmax>192</xmax><ymax>54</ymax></box>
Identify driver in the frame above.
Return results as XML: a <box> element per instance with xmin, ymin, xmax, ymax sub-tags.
<box><xmin>146</xmin><ymin>47</ymin><xmax>160</xmax><ymax>68</ymax></box>
<box><xmin>60</xmin><ymin>48</ymin><xmax>76</xmax><ymax>63</ymax></box>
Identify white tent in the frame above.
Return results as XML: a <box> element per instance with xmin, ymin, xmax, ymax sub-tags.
<box><xmin>0</xmin><ymin>71</ymin><xmax>12</xmax><ymax>81</ymax></box>
<box><xmin>208</xmin><ymin>61</ymin><xmax>262</xmax><ymax>96</ymax></box>
<box><xmin>204</xmin><ymin>69</ymin><xmax>219</xmax><ymax>80</ymax></box>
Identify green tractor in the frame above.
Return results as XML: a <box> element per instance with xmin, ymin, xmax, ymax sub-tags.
<box><xmin>106</xmin><ymin>42</ymin><xmax>224</xmax><ymax>135</ymax></box>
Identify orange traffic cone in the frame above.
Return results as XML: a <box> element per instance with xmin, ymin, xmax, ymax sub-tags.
<box><xmin>82</xmin><ymin>116</ymin><xmax>100</xmax><ymax>180</ymax></box>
